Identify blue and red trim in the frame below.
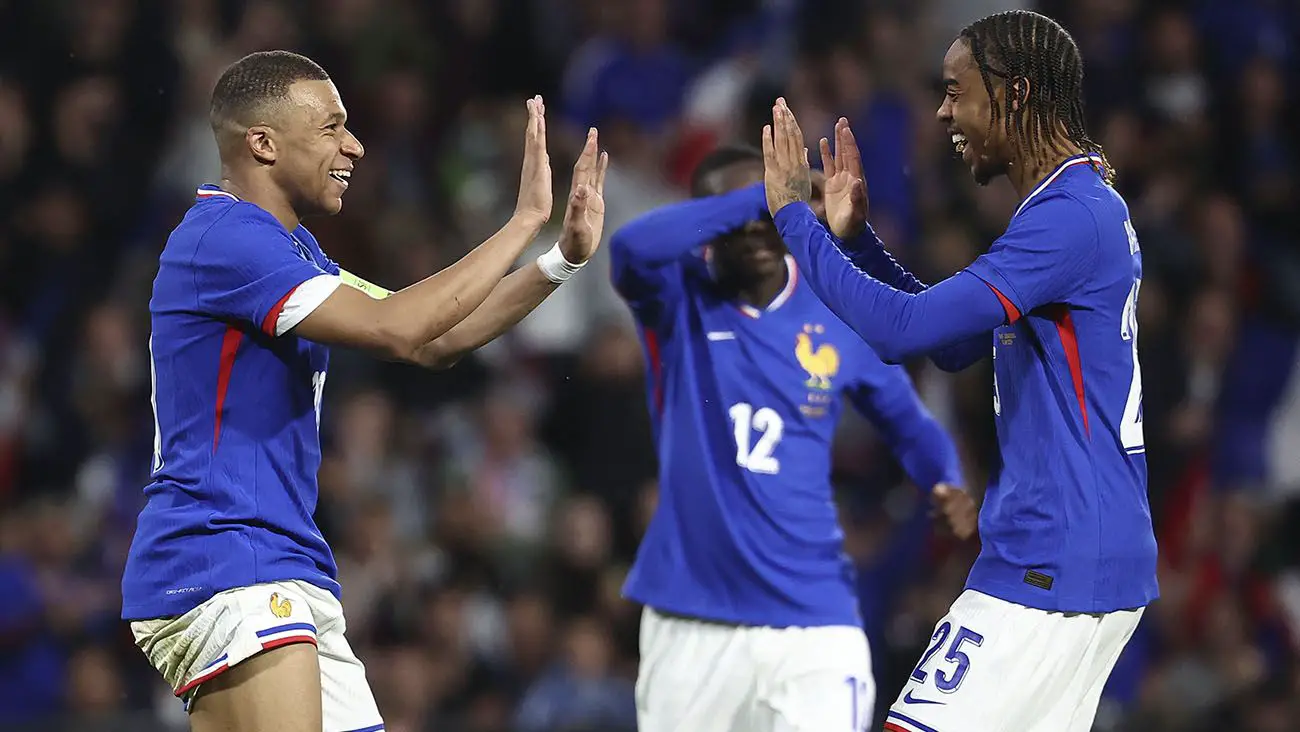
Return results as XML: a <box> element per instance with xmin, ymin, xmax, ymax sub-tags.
<box><xmin>885</xmin><ymin>710</ymin><xmax>942</xmax><ymax>732</ymax></box>
<box><xmin>643</xmin><ymin>329</ymin><xmax>665</xmax><ymax>416</ymax></box>
<box><xmin>985</xmin><ymin>283</ymin><xmax>1021</xmax><ymax>325</ymax></box>
<box><xmin>1049</xmin><ymin>304</ymin><xmax>1090</xmax><ymax>436</ymax></box>
<box><xmin>255</xmin><ymin>621</ymin><xmax>319</xmax><ymax>651</ymax></box>
<box><xmin>212</xmin><ymin>326</ymin><xmax>244</xmax><ymax>451</ymax></box>
<box><xmin>261</xmin><ymin>286</ymin><xmax>298</xmax><ymax>336</ymax></box>
<box><xmin>175</xmin><ymin>653</ymin><xmax>229</xmax><ymax>697</ymax></box>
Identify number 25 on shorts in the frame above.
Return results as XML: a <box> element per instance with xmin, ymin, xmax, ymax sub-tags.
<box><xmin>910</xmin><ymin>622</ymin><xmax>984</xmax><ymax>693</ymax></box>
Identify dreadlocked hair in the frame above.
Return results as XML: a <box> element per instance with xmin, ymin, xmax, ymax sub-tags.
<box><xmin>959</xmin><ymin>10</ymin><xmax>1114</xmax><ymax>184</ymax></box>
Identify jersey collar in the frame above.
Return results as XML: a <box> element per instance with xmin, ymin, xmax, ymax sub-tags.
<box><xmin>195</xmin><ymin>184</ymin><xmax>239</xmax><ymax>202</ymax></box>
<box><xmin>1012</xmin><ymin>154</ymin><xmax>1103</xmax><ymax>220</ymax></box>
<box><xmin>736</xmin><ymin>255</ymin><xmax>799</xmax><ymax>319</ymax></box>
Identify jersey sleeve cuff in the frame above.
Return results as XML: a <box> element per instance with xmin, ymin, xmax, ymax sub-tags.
<box><xmin>963</xmin><ymin>263</ymin><xmax>1023</xmax><ymax>324</ymax></box>
<box><xmin>269</xmin><ymin>274</ymin><xmax>341</xmax><ymax>336</ymax></box>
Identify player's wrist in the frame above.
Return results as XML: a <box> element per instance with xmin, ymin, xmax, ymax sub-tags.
<box><xmin>536</xmin><ymin>241</ymin><xmax>585</xmax><ymax>283</ymax></box>
<box><xmin>508</xmin><ymin>211</ymin><xmax>549</xmax><ymax>236</ymax></box>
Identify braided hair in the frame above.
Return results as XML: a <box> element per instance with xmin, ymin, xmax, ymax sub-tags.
<box><xmin>960</xmin><ymin>11</ymin><xmax>1113</xmax><ymax>183</ymax></box>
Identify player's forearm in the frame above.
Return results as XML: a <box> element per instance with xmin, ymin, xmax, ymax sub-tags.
<box><xmin>836</xmin><ymin>225</ymin><xmax>928</xmax><ymax>294</ymax></box>
<box><xmin>611</xmin><ymin>183</ymin><xmax>766</xmax><ymax>283</ymax></box>
<box><xmin>838</xmin><ymin>226</ymin><xmax>989</xmax><ymax>371</ymax></box>
<box><xmin>892</xmin><ymin>412</ymin><xmax>964</xmax><ymax>491</ymax></box>
<box><xmin>775</xmin><ymin>203</ymin><xmax>1004</xmax><ymax>362</ymax></box>
<box><xmin>379</xmin><ymin>215</ymin><xmax>543</xmax><ymax>358</ymax></box>
<box><xmin>411</xmin><ymin>262</ymin><xmax>559</xmax><ymax>369</ymax></box>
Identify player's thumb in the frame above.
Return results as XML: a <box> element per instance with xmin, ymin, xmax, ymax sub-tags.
<box><xmin>933</xmin><ymin>483</ymin><xmax>952</xmax><ymax>500</ymax></box>
<box><xmin>570</xmin><ymin>184</ymin><xmax>589</xmax><ymax>208</ymax></box>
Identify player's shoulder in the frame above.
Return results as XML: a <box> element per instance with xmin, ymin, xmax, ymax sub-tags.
<box><xmin>165</xmin><ymin>189</ymin><xmax>292</xmax><ymax>260</ymax></box>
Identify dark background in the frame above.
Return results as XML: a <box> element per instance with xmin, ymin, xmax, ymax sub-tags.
<box><xmin>0</xmin><ymin>1</ymin><xmax>1297</xmax><ymax>730</ymax></box>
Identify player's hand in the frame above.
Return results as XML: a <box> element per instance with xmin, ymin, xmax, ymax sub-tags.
<box><xmin>557</xmin><ymin>127</ymin><xmax>610</xmax><ymax>264</ymax></box>
<box><xmin>514</xmin><ymin>95</ymin><xmax>552</xmax><ymax>228</ymax></box>
<box><xmin>761</xmin><ymin>98</ymin><xmax>812</xmax><ymax>218</ymax></box>
<box><xmin>932</xmin><ymin>483</ymin><xmax>978</xmax><ymax>541</ymax></box>
<box><xmin>819</xmin><ymin>117</ymin><xmax>870</xmax><ymax>239</ymax></box>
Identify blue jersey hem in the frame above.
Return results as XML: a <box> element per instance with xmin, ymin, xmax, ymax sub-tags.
<box><xmin>121</xmin><ymin>573</ymin><xmax>342</xmax><ymax>621</ymax></box>
<box><xmin>965</xmin><ymin>554</ymin><xmax>1157</xmax><ymax>614</ymax></box>
<box><xmin>624</xmin><ymin>590</ymin><xmax>862</xmax><ymax>629</ymax></box>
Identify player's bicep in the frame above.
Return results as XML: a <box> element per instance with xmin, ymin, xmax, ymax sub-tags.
<box><xmin>289</xmin><ymin>282</ymin><xmax>405</xmax><ymax>356</ymax></box>
<box><xmin>964</xmin><ymin>195</ymin><xmax>1099</xmax><ymax>321</ymax></box>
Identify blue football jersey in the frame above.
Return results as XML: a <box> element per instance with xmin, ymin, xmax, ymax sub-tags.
<box><xmin>963</xmin><ymin>155</ymin><xmax>1158</xmax><ymax>613</ymax></box>
<box><xmin>121</xmin><ymin>186</ymin><xmax>341</xmax><ymax>620</ymax></box>
<box><xmin>613</xmin><ymin>228</ymin><xmax>960</xmax><ymax>628</ymax></box>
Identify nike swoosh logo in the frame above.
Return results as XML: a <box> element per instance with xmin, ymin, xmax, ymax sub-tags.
<box><xmin>902</xmin><ymin>690</ymin><xmax>944</xmax><ymax>706</ymax></box>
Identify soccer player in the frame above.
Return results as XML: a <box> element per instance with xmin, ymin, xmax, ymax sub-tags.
<box><xmin>760</xmin><ymin>10</ymin><xmax>1157</xmax><ymax>732</ymax></box>
<box><xmin>120</xmin><ymin>51</ymin><xmax>608</xmax><ymax>732</ymax></box>
<box><xmin>610</xmin><ymin>144</ymin><xmax>971</xmax><ymax>732</ymax></box>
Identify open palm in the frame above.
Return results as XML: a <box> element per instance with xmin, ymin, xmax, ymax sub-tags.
<box><xmin>819</xmin><ymin>117</ymin><xmax>870</xmax><ymax>240</ymax></box>
<box><xmin>558</xmin><ymin>127</ymin><xmax>610</xmax><ymax>264</ymax></box>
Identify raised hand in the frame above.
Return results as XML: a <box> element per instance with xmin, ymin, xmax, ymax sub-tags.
<box><xmin>932</xmin><ymin>483</ymin><xmax>978</xmax><ymax>541</ymax></box>
<box><xmin>761</xmin><ymin>98</ymin><xmax>812</xmax><ymax>218</ymax></box>
<box><xmin>558</xmin><ymin>128</ymin><xmax>610</xmax><ymax>264</ymax></box>
<box><xmin>514</xmin><ymin>96</ymin><xmax>553</xmax><ymax>227</ymax></box>
<box><xmin>819</xmin><ymin>117</ymin><xmax>870</xmax><ymax>239</ymax></box>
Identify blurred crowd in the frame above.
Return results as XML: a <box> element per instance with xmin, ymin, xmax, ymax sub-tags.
<box><xmin>0</xmin><ymin>0</ymin><xmax>1298</xmax><ymax>730</ymax></box>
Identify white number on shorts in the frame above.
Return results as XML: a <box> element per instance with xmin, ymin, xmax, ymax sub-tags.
<box><xmin>910</xmin><ymin>621</ymin><xmax>984</xmax><ymax>693</ymax></box>
<box><xmin>845</xmin><ymin>675</ymin><xmax>870</xmax><ymax>730</ymax></box>
<box><xmin>728</xmin><ymin>402</ymin><xmax>783</xmax><ymax>474</ymax></box>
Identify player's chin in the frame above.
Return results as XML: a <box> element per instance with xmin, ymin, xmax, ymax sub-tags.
<box><xmin>317</xmin><ymin>191</ymin><xmax>345</xmax><ymax>216</ymax></box>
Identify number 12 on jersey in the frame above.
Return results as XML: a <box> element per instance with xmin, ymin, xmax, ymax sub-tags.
<box><xmin>728</xmin><ymin>402</ymin><xmax>784</xmax><ymax>475</ymax></box>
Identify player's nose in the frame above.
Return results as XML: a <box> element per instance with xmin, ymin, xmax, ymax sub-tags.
<box><xmin>342</xmin><ymin>130</ymin><xmax>365</xmax><ymax>160</ymax></box>
<box><xmin>936</xmin><ymin>97</ymin><xmax>953</xmax><ymax>123</ymax></box>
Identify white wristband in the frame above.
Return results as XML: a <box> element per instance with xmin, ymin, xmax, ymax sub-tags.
<box><xmin>535</xmin><ymin>242</ymin><xmax>584</xmax><ymax>284</ymax></box>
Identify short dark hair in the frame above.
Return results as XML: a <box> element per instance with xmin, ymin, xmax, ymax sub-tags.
<box><xmin>210</xmin><ymin>50</ymin><xmax>330</xmax><ymax>132</ymax></box>
<box><xmin>689</xmin><ymin>144</ymin><xmax>763</xmax><ymax>198</ymax></box>
<box><xmin>960</xmin><ymin>10</ymin><xmax>1112</xmax><ymax>182</ymax></box>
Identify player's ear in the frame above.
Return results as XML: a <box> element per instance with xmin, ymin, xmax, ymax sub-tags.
<box><xmin>1008</xmin><ymin>77</ymin><xmax>1030</xmax><ymax>113</ymax></box>
<box><xmin>246</xmin><ymin>125</ymin><xmax>277</xmax><ymax>165</ymax></box>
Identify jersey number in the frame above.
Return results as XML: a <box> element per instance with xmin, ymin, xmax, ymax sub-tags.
<box><xmin>312</xmin><ymin>371</ymin><xmax>327</xmax><ymax>430</ymax></box>
<box><xmin>149</xmin><ymin>336</ymin><xmax>164</xmax><ymax>473</ymax></box>
<box><xmin>728</xmin><ymin>402</ymin><xmax>783</xmax><ymax>475</ymax></box>
<box><xmin>1120</xmin><ymin>220</ymin><xmax>1145</xmax><ymax>453</ymax></box>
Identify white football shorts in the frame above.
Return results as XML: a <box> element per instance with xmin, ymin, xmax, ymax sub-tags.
<box><xmin>130</xmin><ymin>579</ymin><xmax>384</xmax><ymax>732</ymax></box>
<box><xmin>636</xmin><ymin>607</ymin><xmax>875</xmax><ymax>732</ymax></box>
<box><xmin>885</xmin><ymin>589</ymin><xmax>1143</xmax><ymax>732</ymax></box>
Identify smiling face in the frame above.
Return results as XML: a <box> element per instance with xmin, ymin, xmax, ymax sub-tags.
<box><xmin>937</xmin><ymin>38</ymin><xmax>1013</xmax><ymax>186</ymax></box>
<box><xmin>264</xmin><ymin>79</ymin><xmax>364</xmax><ymax>217</ymax></box>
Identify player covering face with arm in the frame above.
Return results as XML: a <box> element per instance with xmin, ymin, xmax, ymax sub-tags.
<box><xmin>611</xmin><ymin>147</ymin><xmax>968</xmax><ymax>732</ymax></box>
<box><xmin>121</xmin><ymin>50</ymin><xmax>607</xmax><ymax>732</ymax></box>
<box><xmin>763</xmin><ymin>11</ymin><xmax>1156</xmax><ymax>732</ymax></box>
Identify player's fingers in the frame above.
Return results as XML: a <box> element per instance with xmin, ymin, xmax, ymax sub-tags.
<box><xmin>840</xmin><ymin>121</ymin><xmax>863</xmax><ymax>176</ymax></box>
<box><xmin>574</xmin><ymin>127</ymin><xmax>597</xmax><ymax>175</ymax></box>
<box><xmin>596</xmin><ymin>150</ymin><xmax>609</xmax><ymax>193</ymax></box>
<box><xmin>761</xmin><ymin>124</ymin><xmax>775</xmax><ymax>165</ymax></box>
<box><xmin>850</xmin><ymin>178</ymin><xmax>866</xmax><ymax>207</ymax></box>
<box><xmin>776</xmin><ymin>99</ymin><xmax>797</xmax><ymax>163</ymax></box>
<box><xmin>567</xmin><ymin>183</ymin><xmax>590</xmax><ymax>217</ymax></box>
<box><xmin>819</xmin><ymin>137</ymin><xmax>834</xmax><ymax>174</ymax></box>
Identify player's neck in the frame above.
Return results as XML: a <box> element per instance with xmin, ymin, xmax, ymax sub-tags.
<box><xmin>219</xmin><ymin>173</ymin><xmax>301</xmax><ymax>232</ymax></box>
<box><xmin>737</xmin><ymin>269</ymin><xmax>789</xmax><ymax>310</ymax></box>
<box><xmin>1008</xmin><ymin>138</ymin><xmax>1084</xmax><ymax>201</ymax></box>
